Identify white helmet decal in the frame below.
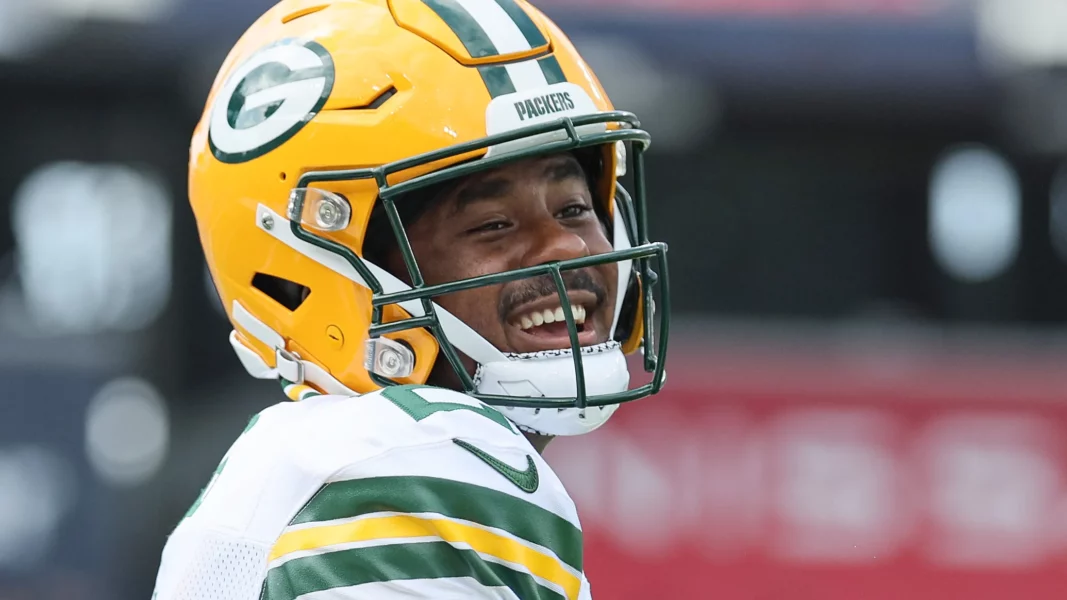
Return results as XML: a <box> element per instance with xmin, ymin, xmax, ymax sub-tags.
<box><xmin>209</xmin><ymin>39</ymin><xmax>334</xmax><ymax>164</ymax></box>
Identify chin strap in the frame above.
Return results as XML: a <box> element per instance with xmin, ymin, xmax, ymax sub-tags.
<box><xmin>228</xmin><ymin>300</ymin><xmax>359</xmax><ymax>399</ymax></box>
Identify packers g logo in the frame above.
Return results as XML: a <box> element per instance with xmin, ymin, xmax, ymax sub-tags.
<box><xmin>209</xmin><ymin>40</ymin><xmax>334</xmax><ymax>164</ymax></box>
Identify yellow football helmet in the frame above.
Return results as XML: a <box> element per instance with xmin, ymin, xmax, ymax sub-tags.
<box><xmin>191</xmin><ymin>0</ymin><xmax>669</xmax><ymax>435</ymax></box>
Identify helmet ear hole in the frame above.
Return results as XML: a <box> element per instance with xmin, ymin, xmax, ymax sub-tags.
<box><xmin>252</xmin><ymin>272</ymin><xmax>311</xmax><ymax>311</ymax></box>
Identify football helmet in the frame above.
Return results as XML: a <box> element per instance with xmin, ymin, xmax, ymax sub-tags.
<box><xmin>191</xmin><ymin>0</ymin><xmax>669</xmax><ymax>436</ymax></box>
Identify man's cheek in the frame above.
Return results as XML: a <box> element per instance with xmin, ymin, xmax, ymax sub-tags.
<box><xmin>437</xmin><ymin>289</ymin><xmax>500</xmax><ymax>330</ymax></box>
<box><xmin>602</xmin><ymin>264</ymin><xmax>620</xmax><ymax>323</ymax></box>
<box><xmin>601</xmin><ymin>264</ymin><xmax>619</xmax><ymax>297</ymax></box>
<box><xmin>584</xmin><ymin>223</ymin><xmax>614</xmax><ymax>253</ymax></box>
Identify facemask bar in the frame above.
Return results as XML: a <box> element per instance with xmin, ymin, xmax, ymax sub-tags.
<box><xmin>287</xmin><ymin>111</ymin><xmax>669</xmax><ymax>409</ymax></box>
<box><xmin>369</xmin><ymin>244</ymin><xmax>668</xmax><ymax>408</ymax></box>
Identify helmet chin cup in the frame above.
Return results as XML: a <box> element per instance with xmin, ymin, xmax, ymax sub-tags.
<box><xmin>473</xmin><ymin>342</ymin><xmax>628</xmax><ymax>436</ymax></box>
<box><xmin>502</xmin><ymin>404</ymin><xmax>620</xmax><ymax>437</ymax></box>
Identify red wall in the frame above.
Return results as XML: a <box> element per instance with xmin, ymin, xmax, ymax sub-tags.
<box><xmin>548</xmin><ymin>347</ymin><xmax>1067</xmax><ymax>598</ymax></box>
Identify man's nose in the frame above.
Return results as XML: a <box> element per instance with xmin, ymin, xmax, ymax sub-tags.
<box><xmin>520</xmin><ymin>218</ymin><xmax>591</xmax><ymax>268</ymax></box>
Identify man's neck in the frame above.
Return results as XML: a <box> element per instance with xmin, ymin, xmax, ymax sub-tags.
<box><xmin>522</xmin><ymin>432</ymin><xmax>553</xmax><ymax>455</ymax></box>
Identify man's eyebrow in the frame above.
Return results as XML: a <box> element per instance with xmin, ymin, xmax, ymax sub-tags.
<box><xmin>544</xmin><ymin>156</ymin><xmax>586</xmax><ymax>183</ymax></box>
<box><xmin>451</xmin><ymin>177</ymin><xmax>513</xmax><ymax>215</ymax></box>
<box><xmin>449</xmin><ymin>156</ymin><xmax>587</xmax><ymax>215</ymax></box>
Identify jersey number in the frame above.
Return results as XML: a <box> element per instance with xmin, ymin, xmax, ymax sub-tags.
<box><xmin>184</xmin><ymin>413</ymin><xmax>260</xmax><ymax>519</ymax></box>
<box><xmin>380</xmin><ymin>385</ymin><xmax>517</xmax><ymax>434</ymax></box>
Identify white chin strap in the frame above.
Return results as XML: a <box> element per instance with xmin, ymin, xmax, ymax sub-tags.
<box><xmin>474</xmin><ymin>341</ymin><xmax>628</xmax><ymax>436</ymax></box>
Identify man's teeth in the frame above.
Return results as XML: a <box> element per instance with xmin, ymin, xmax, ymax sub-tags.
<box><xmin>518</xmin><ymin>305</ymin><xmax>587</xmax><ymax>330</ymax></box>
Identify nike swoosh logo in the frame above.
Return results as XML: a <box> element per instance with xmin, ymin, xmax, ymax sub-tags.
<box><xmin>453</xmin><ymin>439</ymin><xmax>539</xmax><ymax>494</ymax></box>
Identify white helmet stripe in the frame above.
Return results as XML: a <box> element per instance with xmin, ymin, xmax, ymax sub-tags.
<box><xmin>504</xmin><ymin>59</ymin><xmax>549</xmax><ymax>91</ymax></box>
<box><xmin>453</xmin><ymin>0</ymin><xmax>534</xmax><ymax>55</ymax></box>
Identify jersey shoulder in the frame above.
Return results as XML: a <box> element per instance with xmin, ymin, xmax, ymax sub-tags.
<box><xmin>282</xmin><ymin>384</ymin><xmax>538</xmax><ymax>476</ymax></box>
<box><xmin>264</xmin><ymin>386</ymin><xmax>586</xmax><ymax>599</ymax></box>
<box><xmin>157</xmin><ymin>386</ymin><xmax>586</xmax><ymax>600</ymax></box>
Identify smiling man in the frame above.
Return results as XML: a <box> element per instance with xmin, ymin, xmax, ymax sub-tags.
<box><xmin>363</xmin><ymin>150</ymin><xmax>622</xmax><ymax>453</ymax></box>
<box><xmin>153</xmin><ymin>1</ymin><xmax>668</xmax><ymax>599</ymax></box>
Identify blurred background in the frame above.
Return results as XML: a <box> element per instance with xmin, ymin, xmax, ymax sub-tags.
<box><xmin>3</xmin><ymin>0</ymin><xmax>1067</xmax><ymax>598</ymax></box>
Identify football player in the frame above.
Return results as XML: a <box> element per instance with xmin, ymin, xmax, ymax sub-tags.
<box><xmin>153</xmin><ymin>0</ymin><xmax>669</xmax><ymax>598</ymax></box>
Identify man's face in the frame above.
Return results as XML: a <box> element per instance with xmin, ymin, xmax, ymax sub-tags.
<box><xmin>393</xmin><ymin>152</ymin><xmax>618</xmax><ymax>358</ymax></box>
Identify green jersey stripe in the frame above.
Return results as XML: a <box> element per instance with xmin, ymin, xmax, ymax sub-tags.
<box><xmin>290</xmin><ymin>476</ymin><xmax>582</xmax><ymax>572</ymax></box>
<box><xmin>420</xmin><ymin>0</ymin><xmax>499</xmax><ymax>59</ymax></box>
<box><xmin>537</xmin><ymin>55</ymin><xmax>567</xmax><ymax>85</ymax></box>
<box><xmin>262</xmin><ymin>541</ymin><xmax>567</xmax><ymax>600</ymax></box>
<box><xmin>492</xmin><ymin>0</ymin><xmax>547</xmax><ymax>48</ymax></box>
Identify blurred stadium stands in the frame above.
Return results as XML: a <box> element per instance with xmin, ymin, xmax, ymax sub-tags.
<box><xmin>2</xmin><ymin>0</ymin><xmax>1067</xmax><ymax>598</ymax></box>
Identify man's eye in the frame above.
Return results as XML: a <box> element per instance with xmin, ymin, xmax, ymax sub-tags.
<box><xmin>468</xmin><ymin>220</ymin><xmax>510</xmax><ymax>234</ymax></box>
<box><xmin>559</xmin><ymin>204</ymin><xmax>592</xmax><ymax>219</ymax></box>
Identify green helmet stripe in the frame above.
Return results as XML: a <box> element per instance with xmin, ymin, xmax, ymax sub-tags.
<box><xmin>537</xmin><ymin>55</ymin><xmax>567</xmax><ymax>85</ymax></box>
<box><xmin>491</xmin><ymin>0</ymin><xmax>547</xmax><ymax>48</ymax></box>
<box><xmin>420</xmin><ymin>0</ymin><xmax>499</xmax><ymax>59</ymax></box>
<box><xmin>478</xmin><ymin>64</ymin><xmax>518</xmax><ymax>97</ymax></box>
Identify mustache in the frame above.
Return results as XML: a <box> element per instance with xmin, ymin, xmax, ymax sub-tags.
<box><xmin>498</xmin><ymin>269</ymin><xmax>607</xmax><ymax>321</ymax></box>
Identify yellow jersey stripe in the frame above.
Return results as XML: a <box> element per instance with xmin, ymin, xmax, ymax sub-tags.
<box><xmin>269</xmin><ymin>513</ymin><xmax>580</xmax><ymax>599</ymax></box>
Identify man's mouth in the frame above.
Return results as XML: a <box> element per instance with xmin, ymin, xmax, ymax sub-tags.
<box><xmin>515</xmin><ymin>304</ymin><xmax>587</xmax><ymax>331</ymax></box>
<box><xmin>504</xmin><ymin>292</ymin><xmax>601</xmax><ymax>353</ymax></box>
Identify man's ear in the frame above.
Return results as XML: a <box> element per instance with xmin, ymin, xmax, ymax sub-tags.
<box><xmin>571</xmin><ymin>148</ymin><xmax>612</xmax><ymax>234</ymax></box>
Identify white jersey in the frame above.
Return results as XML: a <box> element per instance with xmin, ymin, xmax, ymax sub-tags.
<box><xmin>153</xmin><ymin>385</ymin><xmax>591</xmax><ymax>600</ymax></box>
